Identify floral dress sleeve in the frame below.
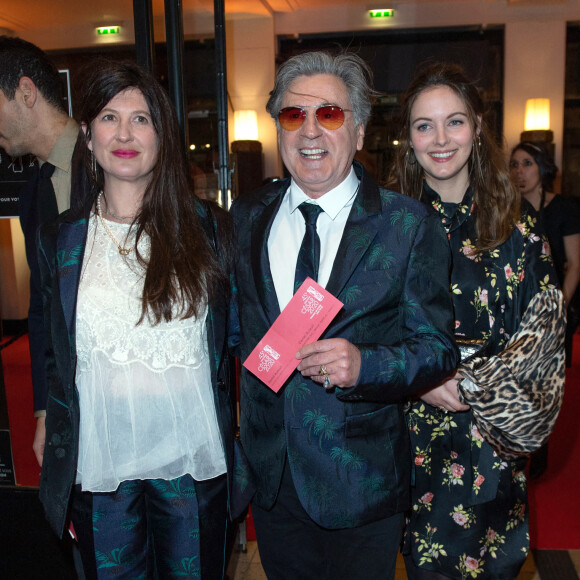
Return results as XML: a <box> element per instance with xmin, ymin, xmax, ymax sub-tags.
<box><xmin>497</xmin><ymin>211</ymin><xmax>560</xmax><ymax>344</ymax></box>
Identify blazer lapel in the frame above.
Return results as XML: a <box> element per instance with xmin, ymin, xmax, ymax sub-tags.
<box><xmin>250</xmin><ymin>182</ymin><xmax>288</xmax><ymax>325</ymax></box>
<box><xmin>326</xmin><ymin>165</ymin><xmax>382</xmax><ymax>298</ymax></box>
<box><xmin>248</xmin><ymin>168</ymin><xmax>382</xmax><ymax>321</ymax></box>
<box><xmin>57</xmin><ymin>217</ymin><xmax>89</xmax><ymax>336</ymax></box>
<box><xmin>200</xmin><ymin>207</ymin><xmax>226</xmax><ymax>378</ymax></box>
<box><xmin>206</xmin><ymin>300</ymin><xmax>224</xmax><ymax>378</ymax></box>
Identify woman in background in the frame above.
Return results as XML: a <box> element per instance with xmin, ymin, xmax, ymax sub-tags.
<box><xmin>389</xmin><ymin>62</ymin><xmax>563</xmax><ymax>579</ymax></box>
<box><xmin>510</xmin><ymin>141</ymin><xmax>580</xmax><ymax>363</ymax></box>
<box><xmin>38</xmin><ymin>60</ymin><xmax>235</xmax><ymax>579</ymax></box>
<box><xmin>509</xmin><ymin>142</ymin><xmax>580</xmax><ymax>478</ymax></box>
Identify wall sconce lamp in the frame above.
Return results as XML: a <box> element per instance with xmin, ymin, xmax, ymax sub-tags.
<box><xmin>234</xmin><ymin>110</ymin><xmax>259</xmax><ymax>141</ymax></box>
<box><xmin>521</xmin><ymin>98</ymin><xmax>553</xmax><ymax>144</ymax></box>
<box><xmin>231</xmin><ymin>110</ymin><xmax>262</xmax><ymax>198</ymax></box>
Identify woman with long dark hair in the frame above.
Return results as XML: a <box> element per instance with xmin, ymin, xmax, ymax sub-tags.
<box><xmin>38</xmin><ymin>60</ymin><xmax>235</xmax><ymax>579</ymax></box>
<box><xmin>389</xmin><ymin>62</ymin><xmax>564</xmax><ymax>579</ymax></box>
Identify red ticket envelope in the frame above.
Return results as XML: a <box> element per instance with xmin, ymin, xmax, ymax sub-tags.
<box><xmin>243</xmin><ymin>278</ymin><xmax>344</xmax><ymax>392</ymax></box>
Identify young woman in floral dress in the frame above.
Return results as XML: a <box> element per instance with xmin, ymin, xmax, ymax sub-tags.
<box><xmin>389</xmin><ymin>62</ymin><xmax>564</xmax><ymax>579</ymax></box>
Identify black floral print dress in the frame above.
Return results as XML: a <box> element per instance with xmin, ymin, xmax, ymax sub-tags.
<box><xmin>405</xmin><ymin>183</ymin><xmax>558</xmax><ymax>580</ymax></box>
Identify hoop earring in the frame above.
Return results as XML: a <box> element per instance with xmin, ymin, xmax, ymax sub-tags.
<box><xmin>406</xmin><ymin>148</ymin><xmax>417</xmax><ymax>165</ymax></box>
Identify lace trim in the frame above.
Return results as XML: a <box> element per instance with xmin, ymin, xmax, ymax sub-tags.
<box><xmin>77</xmin><ymin>214</ymin><xmax>208</xmax><ymax>373</ymax></box>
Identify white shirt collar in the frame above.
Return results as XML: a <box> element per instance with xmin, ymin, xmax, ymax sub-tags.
<box><xmin>288</xmin><ymin>166</ymin><xmax>360</xmax><ymax>220</ymax></box>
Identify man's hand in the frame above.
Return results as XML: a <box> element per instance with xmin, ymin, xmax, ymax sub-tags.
<box><xmin>296</xmin><ymin>338</ymin><xmax>361</xmax><ymax>389</ymax></box>
<box><xmin>419</xmin><ymin>373</ymin><xmax>470</xmax><ymax>412</ymax></box>
<box><xmin>33</xmin><ymin>416</ymin><xmax>46</xmax><ymax>467</ymax></box>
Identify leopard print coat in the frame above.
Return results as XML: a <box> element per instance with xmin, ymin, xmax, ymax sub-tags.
<box><xmin>460</xmin><ymin>288</ymin><xmax>565</xmax><ymax>460</ymax></box>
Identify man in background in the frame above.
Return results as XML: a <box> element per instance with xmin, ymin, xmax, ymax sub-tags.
<box><xmin>0</xmin><ymin>35</ymin><xmax>80</xmax><ymax>467</ymax></box>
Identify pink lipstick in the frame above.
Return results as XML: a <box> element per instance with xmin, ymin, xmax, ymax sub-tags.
<box><xmin>113</xmin><ymin>150</ymin><xmax>139</xmax><ymax>159</ymax></box>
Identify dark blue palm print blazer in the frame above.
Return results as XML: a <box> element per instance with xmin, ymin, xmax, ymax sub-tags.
<box><xmin>229</xmin><ymin>161</ymin><xmax>459</xmax><ymax>529</ymax></box>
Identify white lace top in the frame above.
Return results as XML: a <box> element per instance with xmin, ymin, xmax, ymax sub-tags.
<box><xmin>74</xmin><ymin>213</ymin><xmax>226</xmax><ymax>492</ymax></box>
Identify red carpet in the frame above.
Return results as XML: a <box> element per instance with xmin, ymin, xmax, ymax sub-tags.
<box><xmin>2</xmin><ymin>333</ymin><xmax>580</xmax><ymax>546</ymax></box>
<box><xmin>528</xmin><ymin>333</ymin><xmax>580</xmax><ymax>549</ymax></box>
<box><xmin>1</xmin><ymin>334</ymin><xmax>39</xmax><ymax>487</ymax></box>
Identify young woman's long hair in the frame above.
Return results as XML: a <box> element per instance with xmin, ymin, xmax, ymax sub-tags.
<box><xmin>388</xmin><ymin>62</ymin><xmax>519</xmax><ymax>252</ymax></box>
<box><xmin>76</xmin><ymin>60</ymin><xmax>226</xmax><ymax>324</ymax></box>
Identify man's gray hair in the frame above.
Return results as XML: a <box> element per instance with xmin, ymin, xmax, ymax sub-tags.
<box><xmin>266</xmin><ymin>51</ymin><xmax>378</xmax><ymax>130</ymax></box>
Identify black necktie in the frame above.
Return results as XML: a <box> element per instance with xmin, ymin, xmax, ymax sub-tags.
<box><xmin>37</xmin><ymin>162</ymin><xmax>58</xmax><ymax>226</ymax></box>
<box><xmin>294</xmin><ymin>202</ymin><xmax>323</xmax><ymax>293</ymax></box>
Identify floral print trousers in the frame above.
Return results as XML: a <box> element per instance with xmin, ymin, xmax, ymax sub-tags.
<box><xmin>70</xmin><ymin>473</ymin><xmax>227</xmax><ymax>579</ymax></box>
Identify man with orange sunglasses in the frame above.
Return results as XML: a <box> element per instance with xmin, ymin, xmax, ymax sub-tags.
<box><xmin>229</xmin><ymin>51</ymin><xmax>458</xmax><ymax>579</ymax></box>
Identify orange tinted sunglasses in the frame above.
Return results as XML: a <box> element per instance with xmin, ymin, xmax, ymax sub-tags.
<box><xmin>278</xmin><ymin>106</ymin><xmax>352</xmax><ymax>131</ymax></box>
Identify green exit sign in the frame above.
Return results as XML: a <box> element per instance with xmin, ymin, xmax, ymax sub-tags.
<box><xmin>369</xmin><ymin>9</ymin><xmax>394</xmax><ymax>18</ymax></box>
<box><xmin>97</xmin><ymin>26</ymin><xmax>121</xmax><ymax>36</ymax></box>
